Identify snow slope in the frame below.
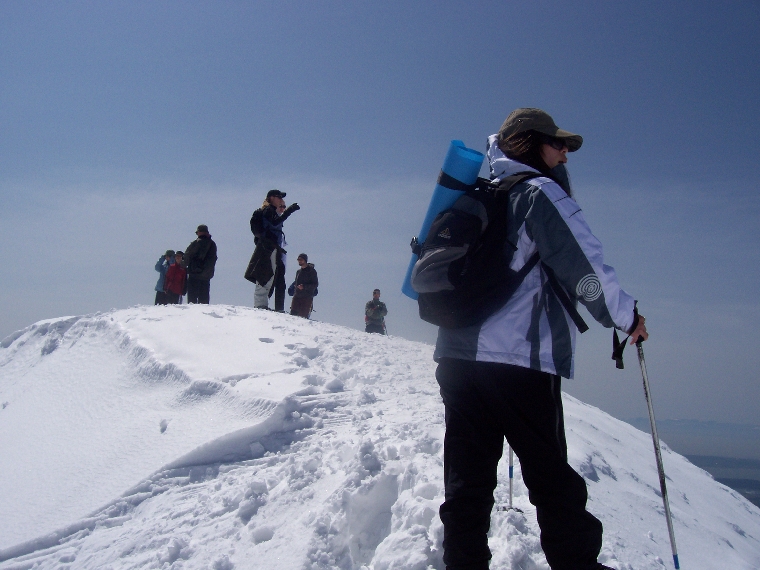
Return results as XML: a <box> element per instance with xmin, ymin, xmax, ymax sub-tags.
<box><xmin>0</xmin><ymin>305</ymin><xmax>759</xmax><ymax>569</ymax></box>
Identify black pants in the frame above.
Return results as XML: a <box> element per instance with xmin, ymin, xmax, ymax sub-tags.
<box><xmin>365</xmin><ymin>323</ymin><xmax>385</xmax><ymax>335</ymax></box>
<box><xmin>187</xmin><ymin>277</ymin><xmax>210</xmax><ymax>304</ymax></box>
<box><xmin>290</xmin><ymin>296</ymin><xmax>312</xmax><ymax>318</ymax></box>
<box><xmin>165</xmin><ymin>292</ymin><xmax>181</xmax><ymax>304</ymax></box>
<box><xmin>436</xmin><ymin>358</ymin><xmax>602</xmax><ymax>570</ymax></box>
<box><xmin>273</xmin><ymin>259</ymin><xmax>286</xmax><ymax>312</ymax></box>
<box><xmin>154</xmin><ymin>291</ymin><xmax>168</xmax><ymax>305</ymax></box>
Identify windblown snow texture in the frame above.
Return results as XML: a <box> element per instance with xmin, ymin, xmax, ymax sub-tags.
<box><xmin>0</xmin><ymin>305</ymin><xmax>759</xmax><ymax>569</ymax></box>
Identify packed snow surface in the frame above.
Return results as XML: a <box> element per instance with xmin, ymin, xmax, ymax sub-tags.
<box><xmin>1</xmin><ymin>305</ymin><xmax>759</xmax><ymax>569</ymax></box>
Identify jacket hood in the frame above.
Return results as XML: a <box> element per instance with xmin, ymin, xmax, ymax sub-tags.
<box><xmin>486</xmin><ymin>134</ymin><xmax>540</xmax><ymax>180</ymax></box>
<box><xmin>487</xmin><ymin>133</ymin><xmax>572</xmax><ymax>194</ymax></box>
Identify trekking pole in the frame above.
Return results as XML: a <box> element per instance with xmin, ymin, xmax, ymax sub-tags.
<box><xmin>496</xmin><ymin>445</ymin><xmax>522</xmax><ymax>513</ymax></box>
<box><xmin>508</xmin><ymin>445</ymin><xmax>514</xmax><ymax>510</ymax></box>
<box><xmin>636</xmin><ymin>338</ymin><xmax>680</xmax><ymax>569</ymax></box>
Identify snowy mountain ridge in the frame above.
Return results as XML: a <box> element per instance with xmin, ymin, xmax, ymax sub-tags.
<box><xmin>0</xmin><ymin>305</ymin><xmax>759</xmax><ymax>569</ymax></box>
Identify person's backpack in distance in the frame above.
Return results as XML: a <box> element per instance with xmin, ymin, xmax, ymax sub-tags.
<box><xmin>250</xmin><ymin>208</ymin><xmax>265</xmax><ymax>240</ymax></box>
<box><xmin>410</xmin><ymin>172</ymin><xmax>541</xmax><ymax>329</ymax></box>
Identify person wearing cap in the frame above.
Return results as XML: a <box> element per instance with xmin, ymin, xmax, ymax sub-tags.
<box><xmin>433</xmin><ymin>108</ymin><xmax>648</xmax><ymax>570</ymax></box>
<box><xmin>154</xmin><ymin>249</ymin><xmax>175</xmax><ymax>305</ymax></box>
<box><xmin>181</xmin><ymin>224</ymin><xmax>217</xmax><ymax>304</ymax></box>
<box><xmin>247</xmin><ymin>189</ymin><xmax>300</xmax><ymax>310</ymax></box>
<box><xmin>289</xmin><ymin>253</ymin><xmax>318</xmax><ymax>318</ymax></box>
<box><xmin>163</xmin><ymin>251</ymin><xmax>187</xmax><ymax>304</ymax></box>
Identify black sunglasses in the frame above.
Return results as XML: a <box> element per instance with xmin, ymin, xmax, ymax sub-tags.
<box><xmin>540</xmin><ymin>135</ymin><xmax>568</xmax><ymax>151</ymax></box>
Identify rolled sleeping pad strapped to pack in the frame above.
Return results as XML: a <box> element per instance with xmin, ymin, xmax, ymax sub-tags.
<box><xmin>401</xmin><ymin>140</ymin><xmax>485</xmax><ymax>299</ymax></box>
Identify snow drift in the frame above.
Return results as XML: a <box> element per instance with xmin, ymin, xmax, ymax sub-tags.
<box><xmin>0</xmin><ymin>305</ymin><xmax>758</xmax><ymax>569</ymax></box>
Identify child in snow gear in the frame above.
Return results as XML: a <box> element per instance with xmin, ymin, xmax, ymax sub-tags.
<box><xmin>432</xmin><ymin>108</ymin><xmax>648</xmax><ymax>570</ymax></box>
<box><xmin>163</xmin><ymin>251</ymin><xmax>187</xmax><ymax>304</ymax></box>
<box><xmin>365</xmin><ymin>289</ymin><xmax>388</xmax><ymax>334</ymax></box>
<box><xmin>245</xmin><ymin>189</ymin><xmax>300</xmax><ymax>310</ymax></box>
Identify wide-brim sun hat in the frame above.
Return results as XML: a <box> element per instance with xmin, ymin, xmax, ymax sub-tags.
<box><xmin>498</xmin><ymin>108</ymin><xmax>583</xmax><ymax>152</ymax></box>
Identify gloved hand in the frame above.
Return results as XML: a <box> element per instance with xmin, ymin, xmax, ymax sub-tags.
<box><xmin>285</xmin><ymin>203</ymin><xmax>300</xmax><ymax>214</ymax></box>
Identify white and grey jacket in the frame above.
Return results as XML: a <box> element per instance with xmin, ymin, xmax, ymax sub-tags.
<box><xmin>433</xmin><ymin>136</ymin><xmax>636</xmax><ymax>378</ymax></box>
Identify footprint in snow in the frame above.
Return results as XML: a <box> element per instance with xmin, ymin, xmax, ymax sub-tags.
<box><xmin>259</xmin><ymin>338</ymin><xmax>274</xmax><ymax>343</ymax></box>
<box><xmin>160</xmin><ymin>419</ymin><xmax>168</xmax><ymax>433</ymax></box>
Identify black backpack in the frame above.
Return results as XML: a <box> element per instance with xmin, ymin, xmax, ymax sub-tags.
<box><xmin>410</xmin><ymin>173</ymin><xmax>539</xmax><ymax>328</ymax></box>
<box><xmin>410</xmin><ymin>172</ymin><xmax>590</xmax><ymax>331</ymax></box>
<box><xmin>250</xmin><ymin>208</ymin><xmax>265</xmax><ymax>239</ymax></box>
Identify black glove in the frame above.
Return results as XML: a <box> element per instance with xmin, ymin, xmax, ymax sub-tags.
<box><xmin>285</xmin><ymin>203</ymin><xmax>300</xmax><ymax>214</ymax></box>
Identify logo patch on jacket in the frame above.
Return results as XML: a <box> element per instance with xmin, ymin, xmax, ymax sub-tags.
<box><xmin>576</xmin><ymin>274</ymin><xmax>602</xmax><ymax>302</ymax></box>
<box><xmin>437</xmin><ymin>227</ymin><xmax>452</xmax><ymax>239</ymax></box>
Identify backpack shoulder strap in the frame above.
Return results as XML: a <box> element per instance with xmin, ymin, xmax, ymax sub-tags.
<box><xmin>493</xmin><ymin>171</ymin><xmax>590</xmax><ymax>333</ymax></box>
<box><xmin>493</xmin><ymin>171</ymin><xmax>543</xmax><ymax>195</ymax></box>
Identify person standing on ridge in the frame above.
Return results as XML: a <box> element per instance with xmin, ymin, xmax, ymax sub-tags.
<box><xmin>364</xmin><ymin>289</ymin><xmax>388</xmax><ymax>334</ymax></box>
<box><xmin>290</xmin><ymin>253</ymin><xmax>318</xmax><ymax>318</ymax></box>
<box><xmin>154</xmin><ymin>250</ymin><xmax>174</xmax><ymax>305</ymax></box>
<box><xmin>163</xmin><ymin>250</ymin><xmax>187</xmax><ymax>304</ymax></box>
<box><xmin>433</xmin><ymin>108</ymin><xmax>648</xmax><ymax>570</ymax></box>
<box><xmin>246</xmin><ymin>189</ymin><xmax>300</xmax><ymax>310</ymax></box>
<box><xmin>182</xmin><ymin>225</ymin><xmax>217</xmax><ymax>304</ymax></box>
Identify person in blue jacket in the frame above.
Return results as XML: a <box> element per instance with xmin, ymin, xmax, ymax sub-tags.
<box><xmin>434</xmin><ymin>108</ymin><xmax>648</xmax><ymax>570</ymax></box>
<box><xmin>154</xmin><ymin>250</ymin><xmax>174</xmax><ymax>305</ymax></box>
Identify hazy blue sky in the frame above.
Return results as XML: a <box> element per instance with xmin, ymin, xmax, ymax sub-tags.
<box><xmin>2</xmin><ymin>1</ymin><xmax>759</xmax><ymax>430</ymax></box>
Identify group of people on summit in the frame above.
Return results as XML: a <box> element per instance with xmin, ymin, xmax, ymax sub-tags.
<box><xmin>152</xmin><ymin>189</ymin><xmax>388</xmax><ymax>332</ymax></box>
<box><xmin>154</xmin><ymin>224</ymin><xmax>217</xmax><ymax>305</ymax></box>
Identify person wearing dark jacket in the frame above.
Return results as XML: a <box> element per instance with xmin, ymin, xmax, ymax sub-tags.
<box><xmin>246</xmin><ymin>189</ymin><xmax>299</xmax><ymax>309</ymax></box>
<box><xmin>290</xmin><ymin>253</ymin><xmax>318</xmax><ymax>318</ymax></box>
<box><xmin>364</xmin><ymin>289</ymin><xmax>387</xmax><ymax>334</ymax></box>
<box><xmin>182</xmin><ymin>225</ymin><xmax>217</xmax><ymax>304</ymax></box>
<box><xmin>431</xmin><ymin>109</ymin><xmax>648</xmax><ymax>570</ymax></box>
<box><xmin>163</xmin><ymin>251</ymin><xmax>187</xmax><ymax>304</ymax></box>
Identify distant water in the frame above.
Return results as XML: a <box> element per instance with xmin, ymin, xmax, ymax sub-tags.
<box><xmin>623</xmin><ymin>418</ymin><xmax>760</xmax><ymax>460</ymax></box>
<box><xmin>624</xmin><ymin>418</ymin><xmax>760</xmax><ymax>507</ymax></box>
<box><xmin>683</xmin><ymin>456</ymin><xmax>760</xmax><ymax>508</ymax></box>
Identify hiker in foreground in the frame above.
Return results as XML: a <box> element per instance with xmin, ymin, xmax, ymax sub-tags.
<box><xmin>427</xmin><ymin>109</ymin><xmax>648</xmax><ymax>570</ymax></box>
